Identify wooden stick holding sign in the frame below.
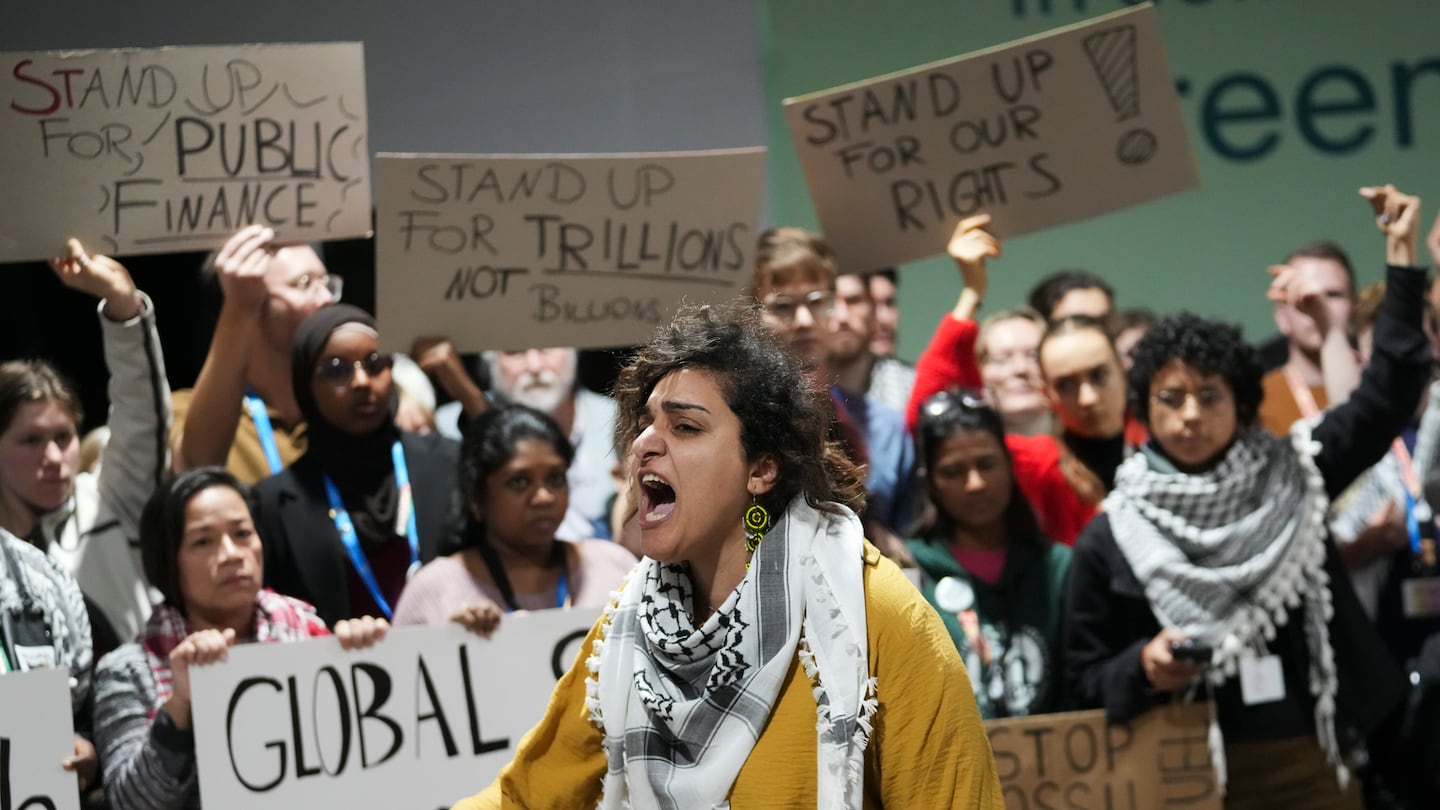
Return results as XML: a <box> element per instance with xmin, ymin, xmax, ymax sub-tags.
<box><xmin>190</xmin><ymin>610</ymin><xmax>598</xmax><ymax>810</ymax></box>
<box><xmin>0</xmin><ymin>669</ymin><xmax>80</xmax><ymax>810</ymax></box>
<box><xmin>373</xmin><ymin>149</ymin><xmax>764</xmax><ymax>353</ymax></box>
<box><xmin>783</xmin><ymin>4</ymin><xmax>1199</xmax><ymax>273</ymax></box>
<box><xmin>985</xmin><ymin>704</ymin><xmax>1220</xmax><ymax>810</ymax></box>
<box><xmin>0</xmin><ymin>42</ymin><xmax>371</xmax><ymax>262</ymax></box>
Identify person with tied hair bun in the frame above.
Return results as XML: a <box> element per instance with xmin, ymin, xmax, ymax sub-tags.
<box><xmin>1064</xmin><ymin>185</ymin><xmax>1427</xmax><ymax>808</ymax></box>
<box><xmin>454</xmin><ymin>300</ymin><xmax>1001</xmax><ymax>809</ymax></box>
<box><xmin>250</xmin><ymin>305</ymin><xmax>460</xmax><ymax>627</ymax></box>
<box><xmin>93</xmin><ymin>467</ymin><xmax>389</xmax><ymax>810</ymax></box>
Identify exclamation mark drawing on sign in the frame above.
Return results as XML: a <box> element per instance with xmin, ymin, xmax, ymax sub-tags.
<box><xmin>1082</xmin><ymin>24</ymin><xmax>1157</xmax><ymax>165</ymax></box>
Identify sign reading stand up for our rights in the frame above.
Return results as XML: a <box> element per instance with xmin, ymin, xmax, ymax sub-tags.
<box><xmin>0</xmin><ymin>42</ymin><xmax>372</xmax><ymax>262</ymax></box>
<box><xmin>783</xmin><ymin>4</ymin><xmax>1199</xmax><ymax>273</ymax></box>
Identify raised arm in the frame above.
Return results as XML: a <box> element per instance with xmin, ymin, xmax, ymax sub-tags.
<box><xmin>412</xmin><ymin>336</ymin><xmax>489</xmax><ymax>420</ymax></box>
<box><xmin>904</xmin><ymin>216</ymin><xmax>998</xmax><ymax>430</ymax></box>
<box><xmin>947</xmin><ymin>213</ymin><xmax>997</xmax><ymax>323</ymax></box>
<box><xmin>1311</xmin><ymin>185</ymin><xmax>1430</xmax><ymax>497</ymax></box>
<box><xmin>172</xmin><ymin>226</ymin><xmax>274</xmax><ymax>472</ymax></box>
<box><xmin>1265</xmin><ymin>261</ymin><xmax>1361</xmax><ymax>406</ymax></box>
<box><xmin>51</xmin><ymin>240</ymin><xmax>171</xmax><ymax>534</ymax></box>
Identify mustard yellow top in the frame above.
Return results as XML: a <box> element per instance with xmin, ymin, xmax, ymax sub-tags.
<box><xmin>171</xmin><ymin>389</ymin><xmax>307</xmax><ymax>485</ymax></box>
<box><xmin>452</xmin><ymin>543</ymin><xmax>1004</xmax><ymax>809</ymax></box>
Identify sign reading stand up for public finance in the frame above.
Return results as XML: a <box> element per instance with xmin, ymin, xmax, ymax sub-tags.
<box><xmin>373</xmin><ymin>148</ymin><xmax>765</xmax><ymax>353</ymax></box>
<box><xmin>0</xmin><ymin>42</ymin><xmax>371</xmax><ymax>262</ymax></box>
<box><xmin>0</xmin><ymin>669</ymin><xmax>81</xmax><ymax>810</ymax></box>
<box><xmin>783</xmin><ymin>4</ymin><xmax>1199</xmax><ymax>273</ymax></box>
<box><xmin>190</xmin><ymin>609</ymin><xmax>599</xmax><ymax>810</ymax></box>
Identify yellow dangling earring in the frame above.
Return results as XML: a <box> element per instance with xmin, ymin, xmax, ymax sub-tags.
<box><xmin>744</xmin><ymin>501</ymin><xmax>770</xmax><ymax>569</ymax></box>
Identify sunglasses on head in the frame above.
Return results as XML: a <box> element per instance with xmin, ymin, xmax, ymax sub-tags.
<box><xmin>921</xmin><ymin>388</ymin><xmax>989</xmax><ymax>420</ymax></box>
<box><xmin>314</xmin><ymin>352</ymin><xmax>393</xmax><ymax>385</ymax></box>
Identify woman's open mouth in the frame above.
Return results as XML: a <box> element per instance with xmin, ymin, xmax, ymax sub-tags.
<box><xmin>639</xmin><ymin>472</ymin><xmax>676</xmax><ymax>526</ymax></box>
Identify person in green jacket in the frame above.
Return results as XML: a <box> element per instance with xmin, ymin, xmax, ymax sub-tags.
<box><xmin>908</xmin><ymin>390</ymin><xmax>1072</xmax><ymax>719</ymax></box>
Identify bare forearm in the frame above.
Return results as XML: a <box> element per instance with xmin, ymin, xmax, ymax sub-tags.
<box><xmin>951</xmin><ymin>258</ymin><xmax>987</xmax><ymax>323</ymax></box>
<box><xmin>435</xmin><ymin>365</ymin><xmax>489</xmax><ymax>418</ymax></box>
<box><xmin>952</xmin><ymin>286</ymin><xmax>982</xmax><ymax>323</ymax></box>
<box><xmin>1319</xmin><ymin>326</ymin><xmax>1360</xmax><ymax>405</ymax></box>
<box><xmin>174</xmin><ymin>304</ymin><xmax>259</xmax><ymax>470</ymax></box>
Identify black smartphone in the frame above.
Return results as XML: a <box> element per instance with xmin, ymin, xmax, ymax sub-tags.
<box><xmin>1169</xmin><ymin>638</ymin><xmax>1213</xmax><ymax>664</ymax></box>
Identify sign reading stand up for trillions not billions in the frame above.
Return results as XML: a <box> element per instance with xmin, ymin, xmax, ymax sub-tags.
<box><xmin>0</xmin><ymin>42</ymin><xmax>372</xmax><ymax>262</ymax></box>
<box><xmin>373</xmin><ymin>148</ymin><xmax>765</xmax><ymax>353</ymax></box>
<box><xmin>783</xmin><ymin>4</ymin><xmax>1199</xmax><ymax>273</ymax></box>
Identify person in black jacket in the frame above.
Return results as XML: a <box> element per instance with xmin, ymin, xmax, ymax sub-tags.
<box><xmin>251</xmin><ymin>305</ymin><xmax>459</xmax><ymax>626</ymax></box>
<box><xmin>1063</xmin><ymin>184</ymin><xmax>1428</xmax><ymax>810</ymax></box>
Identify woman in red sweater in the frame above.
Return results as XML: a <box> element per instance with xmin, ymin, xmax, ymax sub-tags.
<box><xmin>906</xmin><ymin>216</ymin><xmax>1137</xmax><ymax>544</ymax></box>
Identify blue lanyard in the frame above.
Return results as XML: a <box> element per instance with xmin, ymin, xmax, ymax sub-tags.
<box><xmin>1393</xmin><ymin>435</ymin><xmax>1430</xmax><ymax>557</ymax></box>
<box><xmin>1404</xmin><ymin>490</ymin><xmax>1424</xmax><ymax>556</ymax></box>
<box><xmin>479</xmin><ymin>539</ymin><xmax>572</xmax><ymax>612</ymax></box>
<box><xmin>500</xmin><ymin>569</ymin><xmax>569</xmax><ymax>613</ymax></box>
<box><xmin>323</xmin><ymin>440</ymin><xmax>420</xmax><ymax>619</ymax></box>
<box><xmin>244</xmin><ymin>391</ymin><xmax>285</xmax><ymax>475</ymax></box>
<box><xmin>554</xmin><ymin>568</ymin><xmax>569</xmax><ymax>610</ymax></box>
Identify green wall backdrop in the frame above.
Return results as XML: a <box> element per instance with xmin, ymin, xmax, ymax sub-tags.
<box><xmin>760</xmin><ymin>0</ymin><xmax>1440</xmax><ymax>361</ymax></box>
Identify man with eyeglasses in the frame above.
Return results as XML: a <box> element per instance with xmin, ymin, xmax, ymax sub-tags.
<box><xmin>170</xmin><ymin>224</ymin><xmax>341</xmax><ymax>483</ymax></box>
<box><xmin>752</xmin><ymin>227</ymin><xmax>918</xmax><ymax>566</ymax></box>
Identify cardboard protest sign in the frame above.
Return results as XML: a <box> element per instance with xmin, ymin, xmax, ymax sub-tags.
<box><xmin>373</xmin><ymin>149</ymin><xmax>764</xmax><ymax>353</ymax></box>
<box><xmin>985</xmin><ymin>704</ymin><xmax>1220</xmax><ymax>810</ymax></box>
<box><xmin>783</xmin><ymin>4</ymin><xmax>1198</xmax><ymax>273</ymax></box>
<box><xmin>191</xmin><ymin>609</ymin><xmax>599</xmax><ymax>810</ymax></box>
<box><xmin>0</xmin><ymin>669</ymin><xmax>80</xmax><ymax>810</ymax></box>
<box><xmin>0</xmin><ymin>42</ymin><xmax>371</xmax><ymax>262</ymax></box>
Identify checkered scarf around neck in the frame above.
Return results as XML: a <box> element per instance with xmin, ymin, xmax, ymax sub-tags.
<box><xmin>141</xmin><ymin>589</ymin><xmax>330</xmax><ymax>715</ymax></box>
<box><xmin>589</xmin><ymin>497</ymin><xmax>876</xmax><ymax>810</ymax></box>
<box><xmin>1104</xmin><ymin>421</ymin><xmax>1343</xmax><ymax>791</ymax></box>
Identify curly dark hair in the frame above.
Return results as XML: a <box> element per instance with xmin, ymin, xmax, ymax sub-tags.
<box><xmin>612</xmin><ymin>299</ymin><xmax>866</xmax><ymax>517</ymax></box>
<box><xmin>1127</xmin><ymin>312</ymin><xmax>1264</xmax><ymax>427</ymax></box>
<box><xmin>914</xmin><ymin>390</ymin><xmax>1042</xmax><ymax>545</ymax></box>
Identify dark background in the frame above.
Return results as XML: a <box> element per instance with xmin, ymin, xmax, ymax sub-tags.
<box><xmin>0</xmin><ymin>1</ymin><xmax>764</xmax><ymax>429</ymax></box>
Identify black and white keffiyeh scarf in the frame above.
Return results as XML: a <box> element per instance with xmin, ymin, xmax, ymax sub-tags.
<box><xmin>1105</xmin><ymin>422</ymin><xmax>1343</xmax><ymax>790</ymax></box>
<box><xmin>587</xmin><ymin>498</ymin><xmax>876</xmax><ymax>810</ymax></box>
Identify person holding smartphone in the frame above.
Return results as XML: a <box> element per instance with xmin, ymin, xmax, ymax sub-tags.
<box><xmin>1064</xmin><ymin>185</ymin><xmax>1428</xmax><ymax>809</ymax></box>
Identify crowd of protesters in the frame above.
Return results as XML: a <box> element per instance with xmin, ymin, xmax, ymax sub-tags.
<box><xmin>3</xmin><ymin>181</ymin><xmax>1439</xmax><ymax>808</ymax></box>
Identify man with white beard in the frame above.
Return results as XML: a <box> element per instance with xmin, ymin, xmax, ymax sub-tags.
<box><xmin>434</xmin><ymin>347</ymin><xmax>617</xmax><ymax>540</ymax></box>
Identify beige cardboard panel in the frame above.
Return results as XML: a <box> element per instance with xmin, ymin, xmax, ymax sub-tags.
<box><xmin>0</xmin><ymin>42</ymin><xmax>371</xmax><ymax>262</ymax></box>
<box><xmin>783</xmin><ymin>4</ymin><xmax>1198</xmax><ymax>273</ymax></box>
<box><xmin>985</xmin><ymin>705</ymin><xmax>1221</xmax><ymax>810</ymax></box>
<box><xmin>374</xmin><ymin>149</ymin><xmax>764</xmax><ymax>353</ymax></box>
<box><xmin>191</xmin><ymin>611</ymin><xmax>599</xmax><ymax>809</ymax></box>
<box><xmin>0</xmin><ymin>668</ymin><xmax>80</xmax><ymax>810</ymax></box>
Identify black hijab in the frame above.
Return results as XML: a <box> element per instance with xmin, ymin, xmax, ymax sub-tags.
<box><xmin>291</xmin><ymin>305</ymin><xmax>402</xmax><ymax>550</ymax></box>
